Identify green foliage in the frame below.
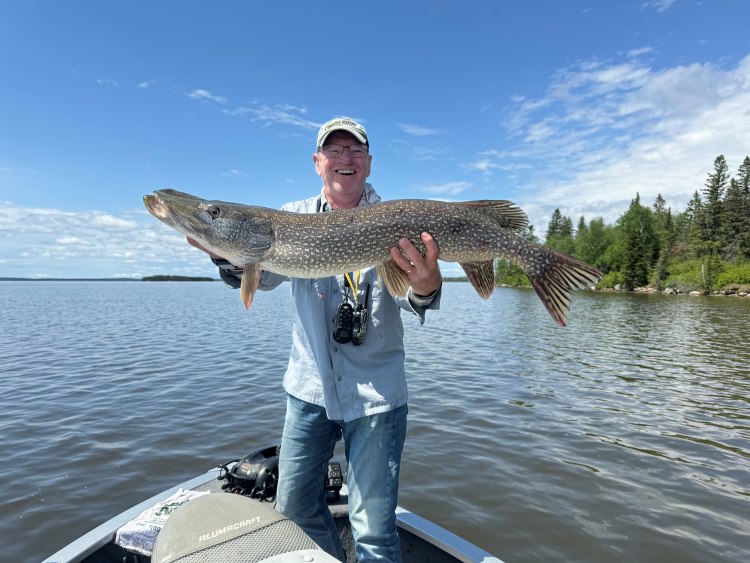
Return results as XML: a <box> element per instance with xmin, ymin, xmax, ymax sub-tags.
<box><xmin>498</xmin><ymin>155</ymin><xmax>749</xmax><ymax>291</ymax></box>
<box><xmin>494</xmin><ymin>259</ymin><xmax>529</xmax><ymax>286</ymax></box>
<box><xmin>537</xmin><ymin>154</ymin><xmax>750</xmax><ymax>291</ymax></box>
<box><xmin>665</xmin><ymin>259</ymin><xmax>750</xmax><ymax>291</ymax></box>
<box><xmin>716</xmin><ymin>262</ymin><xmax>750</xmax><ymax>286</ymax></box>
<box><xmin>664</xmin><ymin>258</ymin><xmax>703</xmax><ymax>290</ymax></box>
<box><xmin>546</xmin><ymin>208</ymin><xmax>575</xmax><ymax>254</ymax></box>
<box><xmin>495</xmin><ymin>225</ymin><xmax>540</xmax><ymax>287</ymax></box>
<box><xmin>599</xmin><ymin>269</ymin><xmax>623</xmax><ymax>289</ymax></box>
<box><xmin>699</xmin><ymin>255</ymin><xmax>723</xmax><ymax>292</ymax></box>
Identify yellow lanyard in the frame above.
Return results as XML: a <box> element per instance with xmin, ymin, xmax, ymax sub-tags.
<box><xmin>343</xmin><ymin>271</ymin><xmax>360</xmax><ymax>304</ymax></box>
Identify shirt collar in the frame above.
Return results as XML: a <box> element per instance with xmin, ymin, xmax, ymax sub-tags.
<box><xmin>319</xmin><ymin>183</ymin><xmax>381</xmax><ymax>212</ymax></box>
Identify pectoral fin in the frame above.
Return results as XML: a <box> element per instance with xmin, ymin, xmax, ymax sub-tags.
<box><xmin>240</xmin><ymin>263</ymin><xmax>261</xmax><ymax>310</ymax></box>
<box><xmin>459</xmin><ymin>260</ymin><xmax>496</xmax><ymax>299</ymax></box>
<box><xmin>378</xmin><ymin>259</ymin><xmax>410</xmax><ymax>297</ymax></box>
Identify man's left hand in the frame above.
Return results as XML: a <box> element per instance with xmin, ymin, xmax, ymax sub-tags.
<box><xmin>390</xmin><ymin>232</ymin><xmax>442</xmax><ymax>296</ymax></box>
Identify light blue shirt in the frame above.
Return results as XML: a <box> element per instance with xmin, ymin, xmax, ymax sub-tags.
<box><xmin>256</xmin><ymin>184</ymin><xmax>441</xmax><ymax>422</ymax></box>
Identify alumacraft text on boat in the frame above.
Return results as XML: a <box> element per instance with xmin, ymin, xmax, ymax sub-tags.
<box><xmin>198</xmin><ymin>516</ymin><xmax>263</xmax><ymax>543</ymax></box>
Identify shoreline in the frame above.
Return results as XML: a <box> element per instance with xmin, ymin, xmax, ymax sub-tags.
<box><xmin>3</xmin><ymin>277</ymin><xmax>749</xmax><ymax>298</ymax></box>
<box><xmin>606</xmin><ymin>285</ymin><xmax>750</xmax><ymax>298</ymax></box>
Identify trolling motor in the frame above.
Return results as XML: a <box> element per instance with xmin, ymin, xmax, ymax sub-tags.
<box><xmin>218</xmin><ymin>445</ymin><xmax>343</xmax><ymax>502</ymax></box>
<box><xmin>218</xmin><ymin>445</ymin><xmax>280</xmax><ymax>501</ymax></box>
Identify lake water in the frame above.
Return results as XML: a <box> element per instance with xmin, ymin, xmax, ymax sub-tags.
<box><xmin>1</xmin><ymin>281</ymin><xmax>749</xmax><ymax>562</ymax></box>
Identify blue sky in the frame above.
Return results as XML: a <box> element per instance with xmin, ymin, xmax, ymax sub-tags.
<box><xmin>1</xmin><ymin>0</ymin><xmax>749</xmax><ymax>279</ymax></box>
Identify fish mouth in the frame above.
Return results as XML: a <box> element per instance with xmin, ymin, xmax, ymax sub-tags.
<box><xmin>144</xmin><ymin>189</ymin><xmax>203</xmax><ymax>220</ymax></box>
<box><xmin>143</xmin><ymin>194</ymin><xmax>170</xmax><ymax>220</ymax></box>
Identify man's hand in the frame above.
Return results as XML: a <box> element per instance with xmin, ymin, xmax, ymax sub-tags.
<box><xmin>186</xmin><ymin>237</ymin><xmax>223</xmax><ymax>260</ymax></box>
<box><xmin>389</xmin><ymin>232</ymin><xmax>442</xmax><ymax>296</ymax></box>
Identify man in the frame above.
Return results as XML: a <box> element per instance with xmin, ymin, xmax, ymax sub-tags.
<box><xmin>192</xmin><ymin>117</ymin><xmax>442</xmax><ymax>561</ymax></box>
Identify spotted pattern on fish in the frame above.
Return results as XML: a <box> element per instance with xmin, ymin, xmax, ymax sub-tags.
<box><xmin>144</xmin><ymin>190</ymin><xmax>603</xmax><ymax>326</ymax></box>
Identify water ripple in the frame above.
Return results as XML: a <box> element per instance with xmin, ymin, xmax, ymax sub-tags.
<box><xmin>2</xmin><ymin>281</ymin><xmax>749</xmax><ymax>562</ymax></box>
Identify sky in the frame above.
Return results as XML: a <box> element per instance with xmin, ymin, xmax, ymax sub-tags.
<box><xmin>1</xmin><ymin>0</ymin><xmax>749</xmax><ymax>279</ymax></box>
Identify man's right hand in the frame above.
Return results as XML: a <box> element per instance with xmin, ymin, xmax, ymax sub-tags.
<box><xmin>186</xmin><ymin>237</ymin><xmax>223</xmax><ymax>259</ymax></box>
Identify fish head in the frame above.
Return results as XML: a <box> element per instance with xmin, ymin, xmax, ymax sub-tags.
<box><xmin>144</xmin><ymin>189</ymin><xmax>274</xmax><ymax>264</ymax></box>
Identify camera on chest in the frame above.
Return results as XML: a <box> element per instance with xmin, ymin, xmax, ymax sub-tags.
<box><xmin>333</xmin><ymin>282</ymin><xmax>370</xmax><ymax>345</ymax></box>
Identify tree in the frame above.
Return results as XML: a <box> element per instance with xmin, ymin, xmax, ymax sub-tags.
<box><xmin>618</xmin><ymin>193</ymin><xmax>656</xmax><ymax>289</ymax></box>
<box><xmin>681</xmin><ymin>190</ymin><xmax>703</xmax><ymax>255</ymax></box>
<box><xmin>587</xmin><ymin>218</ymin><xmax>617</xmax><ymax>271</ymax></box>
<box><xmin>575</xmin><ymin>215</ymin><xmax>611</xmax><ymax>269</ymax></box>
<box><xmin>734</xmin><ymin>156</ymin><xmax>750</xmax><ymax>259</ymax></box>
<box><xmin>623</xmin><ymin>230</ymin><xmax>649</xmax><ymax>289</ymax></box>
<box><xmin>546</xmin><ymin>208</ymin><xmax>565</xmax><ymax>240</ymax></box>
<box><xmin>650</xmin><ymin>194</ymin><xmax>676</xmax><ymax>289</ymax></box>
<box><xmin>495</xmin><ymin>225</ymin><xmax>539</xmax><ymax>285</ymax></box>
<box><xmin>698</xmin><ymin>155</ymin><xmax>729</xmax><ymax>253</ymax></box>
<box><xmin>545</xmin><ymin>208</ymin><xmax>575</xmax><ymax>254</ymax></box>
<box><xmin>722</xmin><ymin>178</ymin><xmax>746</xmax><ymax>261</ymax></box>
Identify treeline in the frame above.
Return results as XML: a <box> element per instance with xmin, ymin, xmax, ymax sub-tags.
<box><xmin>496</xmin><ymin>155</ymin><xmax>750</xmax><ymax>292</ymax></box>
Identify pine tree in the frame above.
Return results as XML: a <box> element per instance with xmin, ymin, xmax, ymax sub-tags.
<box><xmin>723</xmin><ymin>178</ymin><xmax>745</xmax><ymax>261</ymax></box>
<box><xmin>699</xmin><ymin>155</ymin><xmax>729</xmax><ymax>253</ymax></box>
<box><xmin>545</xmin><ymin>208</ymin><xmax>575</xmax><ymax>254</ymax></box>
<box><xmin>546</xmin><ymin>208</ymin><xmax>564</xmax><ymax>240</ymax></box>
<box><xmin>618</xmin><ymin>193</ymin><xmax>656</xmax><ymax>289</ymax></box>
<box><xmin>574</xmin><ymin>216</ymin><xmax>589</xmax><ymax>261</ymax></box>
<box><xmin>624</xmin><ymin>230</ymin><xmax>649</xmax><ymax>290</ymax></box>
<box><xmin>682</xmin><ymin>190</ymin><xmax>703</xmax><ymax>255</ymax></box>
<box><xmin>648</xmin><ymin>194</ymin><xmax>674</xmax><ymax>289</ymax></box>
<box><xmin>735</xmin><ymin>156</ymin><xmax>750</xmax><ymax>258</ymax></box>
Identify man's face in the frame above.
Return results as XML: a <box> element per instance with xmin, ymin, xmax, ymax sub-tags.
<box><xmin>313</xmin><ymin>131</ymin><xmax>372</xmax><ymax>196</ymax></box>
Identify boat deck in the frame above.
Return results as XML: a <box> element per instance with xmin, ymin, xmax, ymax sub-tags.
<box><xmin>44</xmin><ymin>468</ymin><xmax>502</xmax><ymax>563</ymax></box>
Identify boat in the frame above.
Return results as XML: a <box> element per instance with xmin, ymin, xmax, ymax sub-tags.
<box><xmin>43</xmin><ymin>446</ymin><xmax>503</xmax><ymax>563</ymax></box>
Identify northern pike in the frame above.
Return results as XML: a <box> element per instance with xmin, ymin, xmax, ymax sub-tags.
<box><xmin>144</xmin><ymin>189</ymin><xmax>602</xmax><ymax>326</ymax></box>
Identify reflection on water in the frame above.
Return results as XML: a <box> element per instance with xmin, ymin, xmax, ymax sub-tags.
<box><xmin>1</xmin><ymin>281</ymin><xmax>749</xmax><ymax>562</ymax></box>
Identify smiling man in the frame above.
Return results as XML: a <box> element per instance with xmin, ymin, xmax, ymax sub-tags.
<box><xmin>203</xmin><ymin>117</ymin><xmax>443</xmax><ymax>561</ymax></box>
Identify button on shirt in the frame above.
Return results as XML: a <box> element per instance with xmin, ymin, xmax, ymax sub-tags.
<box><xmin>253</xmin><ymin>184</ymin><xmax>441</xmax><ymax>422</ymax></box>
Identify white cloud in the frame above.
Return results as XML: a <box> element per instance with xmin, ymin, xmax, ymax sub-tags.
<box><xmin>56</xmin><ymin>236</ymin><xmax>89</xmax><ymax>245</ymax></box>
<box><xmin>0</xmin><ymin>204</ymin><xmax>217</xmax><ymax>279</ymax></box>
<box><xmin>422</xmin><ymin>181</ymin><xmax>473</xmax><ymax>196</ymax></box>
<box><xmin>96</xmin><ymin>78</ymin><xmax>120</xmax><ymax>87</ymax></box>
<box><xmin>626</xmin><ymin>46</ymin><xmax>654</xmax><ymax>58</ymax></box>
<box><xmin>397</xmin><ymin>124</ymin><xmax>442</xmax><ymax>137</ymax></box>
<box><xmin>642</xmin><ymin>0</ymin><xmax>676</xmax><ymax>13</ymax></box>
<box><xmin>92</xmin><ymin>214</ymin><xmax>139</xmax><ymax>230</ymax></box>
<box><xmin>186</xmin><ymin>89</ymin><xmax>227</xmax><ymax>104</ymax></box>
<box><xmin>223</xmin><ymin>102</ymin><xmax>319</xmax><ymax>130</ymax></box>
<box><xmin>219</xmin><ymin>169</ymin><xmax>248</xmax><ymax>178</ymax></box>
<box><xmin>137</xmin><ymin>80</ymin><xmax>156</xmax><ymax>89</ymax></box>
<box><xmin>476</xmin><ymin>53</ymin><xmax>750</xmax><ymax>235</ymax></box>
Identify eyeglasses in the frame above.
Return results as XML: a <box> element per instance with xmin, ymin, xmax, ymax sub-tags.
<box><xmin>318</xmin><ymin>143</ymin><xmax>369</xmax><ymax>159</ymax></box>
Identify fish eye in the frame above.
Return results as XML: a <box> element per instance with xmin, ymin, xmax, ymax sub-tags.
<box><xmin>207</xmin><ymin>206</ymin><xmax>221</xmax><ymax>218</ymax></box>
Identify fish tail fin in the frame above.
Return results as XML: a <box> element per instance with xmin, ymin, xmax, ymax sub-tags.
<box><xmin>526</xmin><ymin>251</ymin><xmax>602</xmax><ymax>327</ymax></box>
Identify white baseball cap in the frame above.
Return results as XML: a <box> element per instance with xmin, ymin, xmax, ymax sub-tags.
<box><xmin>316</xmin><ymin>116</ymin><xmax>368</xmax><ymax>148</ymax></box>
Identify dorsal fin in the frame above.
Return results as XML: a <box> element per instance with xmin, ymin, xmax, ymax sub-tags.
<box><xmin>459</xmin><ymin>200</ymin><xmax>528</xmax><ymax>232</ymax></box>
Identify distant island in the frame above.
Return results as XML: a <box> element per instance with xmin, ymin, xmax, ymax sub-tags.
<box><xmin>0</xmin><ymin>277</ymin><xmax>140</xmax><ymax>282</ymax></box>
<box><xmin>141</xmin><ymin>275</ymin><xmax>216</xmax><ymax>282</ymax></box>
<box><xmin>0</xmin><ymin>276</ymin><xmax>217</xmax><ymax>282</ymax></box>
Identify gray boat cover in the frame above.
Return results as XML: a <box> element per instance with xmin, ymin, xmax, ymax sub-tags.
<box><xmin>151</xmin><ymin>492</ymin><xmax>339</xmax><ymax>562</ymax></box>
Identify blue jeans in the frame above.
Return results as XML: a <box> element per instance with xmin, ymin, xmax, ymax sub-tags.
<box><xmin>276</xmin><ymin>394</ymin><xmax>408</xmax><ymax>562</ymax></box>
